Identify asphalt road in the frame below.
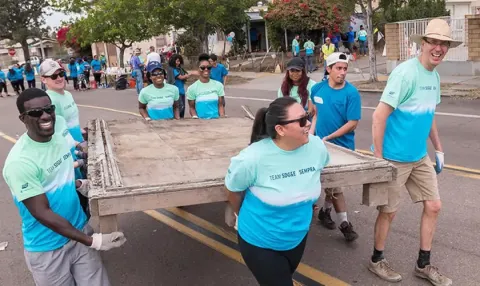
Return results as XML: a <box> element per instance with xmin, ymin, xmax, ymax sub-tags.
<box><xmin>0</xmin><ymin>84</ymin><xmax>479</xmax><ymax>286</ymax></box>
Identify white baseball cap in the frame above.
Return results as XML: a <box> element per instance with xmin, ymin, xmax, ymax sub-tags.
<box><xmin>39</xmin><ymin>59</ymin><xmax>63</xmax><ymax>76</ymax></box>
<box><xmin>326</xmin><ymin>52</ymin><xmax>349</xmax><ymax>66</ymax></box>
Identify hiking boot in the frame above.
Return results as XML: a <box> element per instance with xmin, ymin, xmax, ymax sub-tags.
<box><xmin>368</xmin><ymin>259</ymin><xmax>402</xmax><ymax>282</ymax></box>
<box><xmin>414</xmin><ymin>265</ymin><xmax>452</xmax><ymax>286</ymax></box>
<box><xmin>317</xmin><ymin>207</ymin><xmax>336</xmax><ymax>229</ymax></box>
<box><xmin>339</xmin><ymin>221</ymin><xmax>359</xmax><ymax>242</ymax></box>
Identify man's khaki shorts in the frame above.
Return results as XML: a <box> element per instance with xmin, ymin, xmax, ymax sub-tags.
<box><xmin>372</xmin><ymin>155</ymin><xmax>440</xmax><ymax>213</ymax></box>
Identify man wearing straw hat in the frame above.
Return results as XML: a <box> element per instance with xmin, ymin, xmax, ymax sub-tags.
<box><xmin>369</xmin><ymin>18</ymin><xmax>461</xmax><ymax>285</ymax></box>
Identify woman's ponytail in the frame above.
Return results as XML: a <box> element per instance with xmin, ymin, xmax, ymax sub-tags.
<box><xmin>250</xmin><ymin>107</ymin><xmax>268</xmax><ymax>144</ymax></box>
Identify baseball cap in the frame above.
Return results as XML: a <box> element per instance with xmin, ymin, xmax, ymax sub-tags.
<box><xmin>39</xmin><ymin>59</ymin><xmax>63</xmax><ymax>76</ymax></box>
<box><xmin>326</xmin><ymin>52</ymin><xmax>349</xmax><ymax>66</ymax></box>
<box><xmin>286</xmin><ymin>57</ymin><xmax>305</xmax><ymax>70</ymax></box>
<box><xmin>147</xmin><ymin>61</ymin><xmax>163</xmax><ymax>73</ymax></box>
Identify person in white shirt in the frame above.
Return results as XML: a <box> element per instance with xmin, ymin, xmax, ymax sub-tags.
<box><xmin>146</xmin><ymin>46</ymin><xmax>161</xmax><ymax>84</ymax></box>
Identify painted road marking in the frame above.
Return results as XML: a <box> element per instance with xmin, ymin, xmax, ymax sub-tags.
<box><xmin>77</xmin><ymin>104</ymin><xmax>140</xmax><ymax>117</ymax></box>
<box><xmin>225</xmin><ymin>96</ymin><xmax>480</xmax><ymax>119</ymax></box>
<box><xmin>167</xmin><ymin>207</ymin><xmax>349</xmax><ymax>286</ymax></box>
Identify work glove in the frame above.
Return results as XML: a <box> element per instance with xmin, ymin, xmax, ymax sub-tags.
<box><xmin>76</xmin><ymin>159</ymin><xmax>86</xmax><ymax>168</ymax></box>
<box><xmin>76</xmin><ymin>150</ymin><xmax>88</xmax><ymax>160</ymax></box>
<box><xmin>90</xmin><ymin>232</ymin><xmax>127</xmax><ymax>251</ymax></box>
<box><xmin>145</xmin><ymin>117</ymin><xmax>152</xmax><ymax>122</ymax></box>
<box><xmin>434</xmin><ymin>151</ymin><xmax>444</xmax><ymax>174</ymax></box>
<box><xmin>192</xmin><ymin>115</ymin><xmax>199</xmax><ymax>119</ymax></box>
<box><xmin>78</xmin><ymin>141</ymin><xmax>88</xmax><ymax>153</ymax></box>
<box><xmin>76</xmin><ymin>179</ymin><xmax>89</xmax><ymax>197</ymax></box>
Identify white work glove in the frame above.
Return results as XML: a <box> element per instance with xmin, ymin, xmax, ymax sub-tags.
<box><xmin>144</xmin><ymin>117</ymin><xmax>152</xmax><ymax>122</ymax></box>
<box><xmin>90</xmin><ymin>232</ymin><xmax>127</xmax><ymax>251</ymax></box>
<box><xmin>76</xmin><ymin>179</ymin><xmax>89</xmax><ymax>197</ymax></box>
<box><xmin>192</xmin><ymin>115</ymin><xmax>199</xmax><ymax>119</ymax></box>
<box><xmin>434</xmin><ymin>151</ymin><xmax>444</xmax><ymax>174</ymax></box>
<box><xmin>76</xmin><ymin>159</ymin><xmax>86</xmax><ymax>168</ymax></box>
<box><xmin>234</xmin><ymin>213</ymin><xmax>238</xmax><ymax>231</ymax></box>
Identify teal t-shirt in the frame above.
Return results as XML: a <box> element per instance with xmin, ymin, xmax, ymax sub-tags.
<box><xmin>3</xmin><ymin>131</ymin><xmax>87</xmax><ymax>252</ymax></box>
<box><xmin>138</xmin><ymin>83</ymin><xmax>180</xmax><ymax>120</ymax></box>
<box><xmin>277</xmin><ymin>79</ymin><xmax>316</xmax><ymax>109</ymax></box>
<box><xmin>371</xmin><ymin>57</ymin><xmax>441</xmax><ymax>162</ymax></box>
<box><xmin>304</xmin><ymin>41</ymin><xmax>315</xmax><ymax>55</ymax></box>
<box><xmin>47</xmin><ymin>90</ymin><xmax>83</xmax><ymax>142</ymax></box>
<box><xmin>186</xmin><ymin>80</ymin><xmax>225</xmax><ymax>119</ymax></box>
<box><xmin>292</xmin><ymin>39</ymin><xmax>300</xmax><ymax>54</ymax></box>
<box><xmin>225</xmin><ymin>135</ymin><xmax>330</xmax><ymax>251</ymax></box>
<box><xmin>55</xmin><ymin>115</ymin><xmax>83</xmax><ymax>179</ymax></box>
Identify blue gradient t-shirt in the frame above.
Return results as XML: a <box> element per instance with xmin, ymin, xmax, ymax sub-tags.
<box><xmin>3</xmin><ymin>130</ymin><xmax>86</xmax><ymax>252</ymax></box>
<box><xmin>225</xmin><ymin>135</ymin><xmax>330</xmax><ymax>251</ymax></box>
<box><xmin>47</xmin><ymin>90</ymin><xmax>83</xmax><ymax>142</ymax></box>
<box><xmin>186</xmin><ymin>79</ymin><xmax>224</xmax><ymax>119</ymax></box>
<box><xmin>138</xmin><ymin>83</ymin><xmax>180</xmax><ymax>120</ymax></box>
<box><xmin>371</xmin><ymin>57</ymin><xmax>441</xmax><ymax>162</ymax></box>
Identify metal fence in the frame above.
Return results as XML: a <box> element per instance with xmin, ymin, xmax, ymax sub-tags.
<box><xmin>398</xmin><ymin>16</ymin><xmax>468</xmax><ymax>62</ymax></box>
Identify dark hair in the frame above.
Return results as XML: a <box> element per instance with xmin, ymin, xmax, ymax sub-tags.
<box><xmin>209</xmin><ymin>54</ymin><xmax>218</xmax><ymax>61</ymax></box>
<box><xmin>16</xmin><ymin>88</ymin><xmax>51</xmax><ymax>114</ymax></box>
<box><xmin>280</xmin><ymin>68</ymin><xmax>310</xmax><ymax>107</ymax></box>
<box><xmin>250</xmin><ymin>97</ymin><xmax>297</xmax><ymax>144</ymax></box>
<box><xmin>25</xmin><ymin>63</ymin><xmax>33</xmax><ymax>73</ymax></box>
<box><xmin>169</xmin><ymin>54</ymin><xmax>184</xmax><ymax>67</ymax></box>
<box><xmin>198</xmin><ymin>53</ymin><xmax>210</xmax><ymax>63</ymax></box>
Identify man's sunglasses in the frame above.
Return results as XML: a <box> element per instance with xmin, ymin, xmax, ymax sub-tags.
<box><xmin>151</xmin><ymin>70</ymin><xmax>164</xmax><ymax>77</ymax></box>
<box><xmin>199</xmin><ymin>66</ymin><xmax>212</xmax><ymax>71</ymax></box>
<box><xmin>44</xmin><ymin>71</ymin><xmax>65</xmax><ymax>80</ymax></box>
<box><xmin>23</xmin><ymin>105</ymin><xmax>56</xmax><ymax>118</ymax></box>
<box><xmin>278</xmin><ymin>113</ymin><xmax>309</xmax><ymax>127</ymax></box>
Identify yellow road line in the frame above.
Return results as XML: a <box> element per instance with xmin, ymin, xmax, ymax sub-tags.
<box><xmin>144</xmin><ymin>210</ymin><xmax>305</xmax><ymax>286</ymax></box>
<box><xmin>168</xmin><ymin>207</ymin><xmax>349</xmax><ymax>286</ymax></box>
<box><xmin>356</xmin><ymin>149</ymin><xmax>480</xmax><ymax>175</ymax></box>
<box><xmin>0</xmin><ymin>131</ymin><xmax>17</xmax><ymax>143</ymax></box>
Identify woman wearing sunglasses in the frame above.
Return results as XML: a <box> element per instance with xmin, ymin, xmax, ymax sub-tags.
<box><xmin>138</xmin><ymin>61</ymin><xmax>180</xmax><ymax>121</ymax></box>
<box><xmin>278</xmin><ymin>57</ymin><xmax>316</xmax><ymax>113</ymax></box>
<box><xmin>186</xmin><ymin>53</ymin><xmax>225</xmax><ymax>119</ymax></box>
<box><xmin>225</xmin><ymin>97</ymin><xmax>330</xmax><ymax>286</ymax></box>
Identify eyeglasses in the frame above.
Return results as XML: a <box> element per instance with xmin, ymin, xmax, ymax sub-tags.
<box><xmin>151</xmin><ymin>71</ymin><xmax>164</xmax><ymax>76</ymax></box>
<box><xmin>423</xmin><ymin>38</ymin><xmax>450</xmax><ymax>48</ymax></box>
<box><xmin>199</xmin><ymin>66</ymin><xmax>212</xmax><ymax>71</ymax></box>
<box><xmin>278</xmin><ymin>113</ymin><xmax>309</xmax><ymax>127</ymax></box>
<box><xmin>23</xmin><ymin>104</ymin><xmax>56</xmax><ymax>118</ymax></box>
<box><xmin>45</xmin><ymin>71</ymin><xmax>65</xmax><ymax>80</ymax></box>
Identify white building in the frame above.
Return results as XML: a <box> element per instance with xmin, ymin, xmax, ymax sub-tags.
<box><xmin>446</xmin><ymin>0</ymin><xmax>480</xmax><ymax>18</ymax></box>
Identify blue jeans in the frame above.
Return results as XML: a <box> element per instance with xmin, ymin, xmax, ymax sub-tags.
<box><xmin>306</xmin><ymin>55</ymin><xmax>314</xmax><ymax>72</ymax></box>
<box><xmin>134</xmin><ymin>68</ymin><xmax>143</xmax><ymax>94</ymax></box>
<box><xmin>359</xmin><ymin>41</ymin><xmax>367</xmax><ymax>55</ymax></box>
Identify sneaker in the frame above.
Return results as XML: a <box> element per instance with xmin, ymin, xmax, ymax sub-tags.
<box><xmin>317</xmin><ymin>207</ymin><xmax>336</xmax><ymax>230</ymax></box>
<box><xmin>339</xmin><ymin>221</ymin><xmax>359</xmax><ymax>242</ymax></box>
<box><xmin>414</xmin><ymin>265</ymin><xmax>452</xmax><ymax>286</ymax></box>
<box><xmin>368</xmin><ymin>259</ymin><xmax>402</xmax><ymax>282</ymax></box>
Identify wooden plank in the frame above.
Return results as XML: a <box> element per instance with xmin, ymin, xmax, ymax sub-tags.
<box><xmin>99</xmin><ymin>215</ymin><xmax>118</xmax><ymax>233</ymax></box>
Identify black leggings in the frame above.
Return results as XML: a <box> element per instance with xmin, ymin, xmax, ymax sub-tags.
<box><xmin>93</xmin><ymin>73</ymin><xmax>102</xmax><ymax>85</ymax></box>
<box><xmin>0</xmin><ymin>82</ymin><xmax>7</xmax><ymax>93</ymax></box>
<box><xmin>27</xmin><ymin>79</ymin><xmax>36</xmax><ymax>88</ymax></box>
<box><xmin>238</xmin><ymin>234</ymin><xmax>308</xmax><ymax>286</ymax></box>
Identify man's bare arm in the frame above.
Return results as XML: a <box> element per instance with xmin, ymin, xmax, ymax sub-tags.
<box><xmin>429</xmin><ymin>118</ymin><xmax>443</xmax><ymax>152</ymax></box>
<box><xmin>372</xmin><ymin>102</ymin><xmax>394</xmax><ymax>158</ymax></box>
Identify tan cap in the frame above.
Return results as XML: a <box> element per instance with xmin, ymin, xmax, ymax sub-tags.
<box><xmin>39</xmin><ymin>59</ymin><xmax>63</xmax><ymax>76</ymax></box>
<box><xmin>411</xmin><ymin>18</ymin><xmax>462</xmax><ymax>48</ymax></box>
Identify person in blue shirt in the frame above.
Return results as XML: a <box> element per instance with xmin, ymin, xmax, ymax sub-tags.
<box><xmin>225</xmin><ymin>96</ymin><xmax>330</xmax><ymax>285</ymax></box>
<box><xmin>7</xmin><ymin>65</ymin><xmax>25</xmax><ymax>95</ymax></box>
<box><xmin>310</xmin><ymin>52</ymin><xmax>361</xmax><ymax>242</ymax></box>
<box><xmin>3</xmin><ymin>88</ymin><xmax>126</xmax><ymax>286</ymax></box>
<box><xmin>77</xmin><ymin>58</ymin><xmax>87</xmax><ymax>91</ymax></box>
<box><xmin>68</xmin><ymin>57</ymin><xmax>79</xmax><ymax>91</ymax></box>
<box><xmin>168</xmin><ymin>54</ymin><xmax>189</xmax><ymax>118</ymax></box>
<box><xmin>24</xmin><ymin>62</ymin><xmax>36</xmax><ymax>88</ymax></box>
<box><xmin>187</xmin><ymin>53</ymin><xmax>225</xmax><ymax>119</ymax></box>
<box><xmin>91</xmin><ymin>55</ymin><xmax>102</xmax><ymax>88</ymax></box>
<box><xmin>130</xmin><ymin>49</ymin><xmax>144</xmax><ymax>94</ymax></box>
<box><xmin>345</xmin><ymin>26</ymin><xmax>355</xmax><ymax>54</ymax></box>
<box><xmin>209</xmin><ymin>54</ymin><xmax>228</xmax><ymax>107</ymax></box>
<box><xmin>0</xmin><ymin>66</ymin><xmax>9</xmax><ymax>97</ymax></box>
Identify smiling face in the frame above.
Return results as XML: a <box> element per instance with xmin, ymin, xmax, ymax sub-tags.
<box><xmin>421</xmin><ymin>37</ymin><xmax>450</xmax><ymax>69</ymax></box>
<box><xmin>41</xmin><ymin>69</ymin><xmax>65</xmax><ymax>90</ymax></box>
<box><xmin>288</xmin><ymin>68</ymin><xmax>303</xmax><ymax>83</ymax></box>
<box><xmin>275</xmin><ymin>103</ymin><xmax>311</xmax><ymax>146</ymax></box>
<box><xmin>198</xmin><ymin>60</ymin><xmax>211</xmax><ymax>79</ymax></box>
<box><xmin>150</xmin><ymin>68</ymin><xmax>165</xmax><ymax>87</ymax></box>
<box><xmin>20</xmin><ymin>96</ymin><xmax>56</xmax><ymax>141</ymax></box>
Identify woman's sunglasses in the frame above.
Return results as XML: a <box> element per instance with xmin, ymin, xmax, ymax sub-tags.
<box><xmin>199</xmin><ymin>66</ymin><xmax>212</xmax><ymax>71</ymax></box>
<box><xmin>278</xmin><ymin>113</ymin><xmax>309</xmax><ymax>127</ymax></box>
<box><xmin>23</xmin><ymin>105</ymin><xmax>56</xmax><ymax>118</ymax></box>
<box><xmin>151</xmin><ymin>70</ymin><xmax>165</xmax><ymax>77</ymax></box>
<box><xmin>45</xmin><ymin>71</ymin><xmax>65</xmax><ymax>80</ymax></box>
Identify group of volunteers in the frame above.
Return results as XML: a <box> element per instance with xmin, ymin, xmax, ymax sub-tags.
<box><xmin>3</xmin><ymin>18</ymin><xmax>455</xmax><ymax>286</ymax></box>
<box><xmin>225</xmin><ymin>18</ymin><xmax>453</xmax><ymax>286</ymax></box>
<box><xmin>0</xmin><ymin>62</ymin><xmax>42</xmax><ymax>97</ymax></box>
<box><xmin>137</xmin><ymin>52</ymin><xmax>228</xmax><ymax>121</ymax></box>
<box><xmin>66</xmin><ymin>55</ymin><xmax>106</xmax><ymax>91</ymax></box>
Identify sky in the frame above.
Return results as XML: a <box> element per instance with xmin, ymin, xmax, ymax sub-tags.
<box><xmin>44</xmin><ymin>9</ymin><xmax>77</xmax><ymax>30</ymax></box>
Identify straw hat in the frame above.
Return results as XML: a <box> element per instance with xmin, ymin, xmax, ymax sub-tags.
<box><xmin>411</xmin><ymin>18</ymin><xmax>462</xmax><ymax>48</ymax></box>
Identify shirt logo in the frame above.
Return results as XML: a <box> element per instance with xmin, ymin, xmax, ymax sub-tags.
<box><xmin>314</xmin><ymin>97</ymin><xmax>324</xmax><ymax>104</ymax></box>
<box><xmin>21</xmin><ymin>183</ymin><xmax>29</xmax><ymax>189</ymax></box>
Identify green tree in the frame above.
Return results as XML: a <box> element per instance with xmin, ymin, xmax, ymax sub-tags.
<box><xmin>382</xmin><ymin>0</ymin><xmax>449</xmax><ymax>22</ymax></box>
<box><xmin>0</xmin><ymin>0</ymin><xmax>50</xmax><ymax>60</ymax></box>
<box><xmin>68</xmin><ymin>0</ymin><xmax>169</xmax><ymax>67</ymax></box>
<box><xmin>167</xmin><ymin>0</ymin><xmax>255</xmax><ymax>53</ymax></box>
